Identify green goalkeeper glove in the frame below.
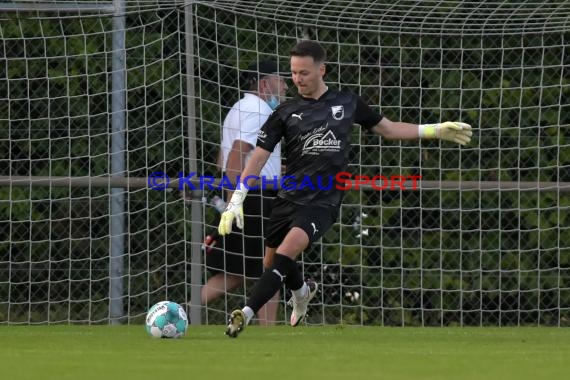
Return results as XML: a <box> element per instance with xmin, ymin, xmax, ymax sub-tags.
<box><xmin>218</xmin><ymin>189</ymin><xmax>247</xmax><ymax>235</ymax></box>
<box><xmin>418</xmin><ymin>122</ymin><xmax>473</xmax><ymax>145</ymax></box>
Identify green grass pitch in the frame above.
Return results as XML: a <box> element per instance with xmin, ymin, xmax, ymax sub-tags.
<box><xmin>2</xmin><ymin>325</ymin><xmax>569</xmax><ymax>380</ymax></box>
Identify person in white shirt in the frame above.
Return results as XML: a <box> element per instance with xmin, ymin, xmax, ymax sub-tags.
<box><xmin>202</xmin><ymin>60</ymin><xmax>288</xmax><ymax>325</ymax></box>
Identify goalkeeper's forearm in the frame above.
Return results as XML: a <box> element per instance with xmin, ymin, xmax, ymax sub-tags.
<box><xmin>370</xmin><ymin>119</ymin><xmax>472</xmax><ymax>146</ymax></box>
<box><xmin>218</xmin><ymin>147</ymin><xmax>270</xmax><ymax>235</ymax></box>
<box><xmin>236</xmin><ymin>146</ymin><xmax>272</xmax><ymax>189</ymax></box>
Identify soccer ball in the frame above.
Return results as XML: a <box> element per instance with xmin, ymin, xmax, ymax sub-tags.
<box><xmin>145</xmin><ymin>301</ymin><xmax>188</xmax><ymax>338</ymax></box>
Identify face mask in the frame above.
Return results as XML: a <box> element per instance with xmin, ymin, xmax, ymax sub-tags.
<box><xmin>266</xmin><ymin>95</ymin><xmax>280</xmax><ymax>110</ymax></box>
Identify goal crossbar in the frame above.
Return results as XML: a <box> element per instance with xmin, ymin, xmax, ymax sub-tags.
<box><xmin>0</xmin><ymin>1</ymin><xmax>115</xmax><ymax>13</ymax></box>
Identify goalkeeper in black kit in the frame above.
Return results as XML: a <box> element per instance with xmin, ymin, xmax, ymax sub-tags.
<box><xmin>218</xmin><ymin>39</ymin><xmax>473</xmax><ymax>337</ymax></box>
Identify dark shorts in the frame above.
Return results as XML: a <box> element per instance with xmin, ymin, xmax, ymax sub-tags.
<box><xmin>205</xmin><ymin>190</ymin><xmax>276</xmax><ymax>279</ymax></box>
<box><xmin>265</xmin><ymin>197</ymin><xmax>340</xmax><ymax>249</ymax></box>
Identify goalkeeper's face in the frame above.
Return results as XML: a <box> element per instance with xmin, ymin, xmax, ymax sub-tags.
<box><xmin>290</xmin><ymin>55</ymin><xmax>326</xmax><ymax>99</ymax></box>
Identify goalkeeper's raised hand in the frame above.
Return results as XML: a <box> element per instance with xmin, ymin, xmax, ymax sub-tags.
<box><xmin>419</xmin><ymin>122</ymin><xmax>473</xmax><ymax>145</ymax></box>
<box><xmin>218</xmin><ymin>189</ymin><xmax>247</xmax><ymax>235</ymax></box>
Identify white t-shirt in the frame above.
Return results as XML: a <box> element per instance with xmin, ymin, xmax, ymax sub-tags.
<box><xmin>221</xmin><ymin>93</ymin><xmax>281</xmax><ymax>178</ymax></box>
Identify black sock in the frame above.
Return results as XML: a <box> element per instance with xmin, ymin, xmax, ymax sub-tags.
<box><xmin>284</xmin><ymin>261</ymin><xmax>304</xmax><ymax>291</ymax></box>
<box><xmin>246</xmin><ymin>253</ymin><xmax>298</xmax><ymax>313</ymax></box>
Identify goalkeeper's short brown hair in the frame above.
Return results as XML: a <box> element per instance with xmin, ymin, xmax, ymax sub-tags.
<box><xmin>290</xmin><ymin>40</ymin><xmax>327</xmax><ymax>64</ymax></box>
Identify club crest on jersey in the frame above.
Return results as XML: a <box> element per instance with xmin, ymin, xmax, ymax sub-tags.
<box><xmin>331</xmin><ymin>105</ymin><xmax>344</xmax><ymax>120</ymax></box>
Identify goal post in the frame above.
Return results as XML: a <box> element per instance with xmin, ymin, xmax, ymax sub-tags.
<box><xmin>1</xmin><ymin>0</ymin><xmax>569</xmax><ymax>326</ymax></box>
<box><xmin>1</xmin><ymin>0</ymin><xmax>196</xmax><ymax>324</ymax></box>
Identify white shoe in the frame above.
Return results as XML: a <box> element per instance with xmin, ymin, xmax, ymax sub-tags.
<box><xmin>288</xmin><ymin>280</ymin><xmax>318</xmax><ymax>327</ymax></box>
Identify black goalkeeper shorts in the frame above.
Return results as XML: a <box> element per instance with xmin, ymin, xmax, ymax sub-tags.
<box><xmin>265</xmin><ymin>197</ymin><xmax>339</xmax><ymax>249</ymax></box>
<box><xmin>205</xmin><ymin>190</ymin><xmax>276</xmax><ymax>279</ymax></box>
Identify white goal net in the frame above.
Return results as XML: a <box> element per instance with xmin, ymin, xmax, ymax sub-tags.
<box><xmin>1</xmin><ymin>0</ymin><xmax>569</xmax><ymax>326</ymax></box>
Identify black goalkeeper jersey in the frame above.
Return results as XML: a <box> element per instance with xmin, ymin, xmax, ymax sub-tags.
<box><xmin>256</xmin><ymin>89</ymin><xmax>383</xmax><ymax>207</ymax></box>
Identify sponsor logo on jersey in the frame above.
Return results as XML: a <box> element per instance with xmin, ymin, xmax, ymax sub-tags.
<box><xmin>301</xmin><ymin>126</ymin><xmax>342</xmax><ymax>155</ymax></box>
<box><xmin>331</xmin><ymin>105</ymin><xmax>344</xmax><ymax>120</ymax></box>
